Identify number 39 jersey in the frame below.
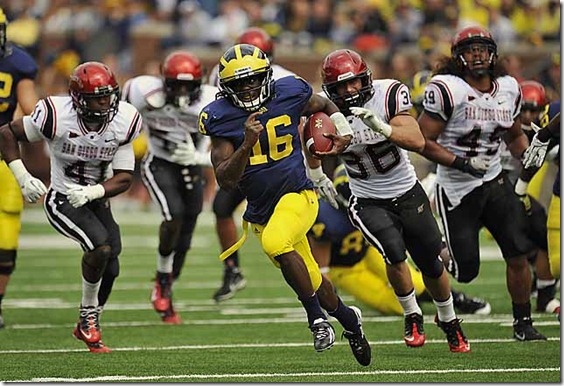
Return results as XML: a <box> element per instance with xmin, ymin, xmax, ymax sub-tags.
<box><xmin>423</xmin><ymin>74</ymin><xmax>521</xmax><ymax>204</ymax></box>
<box><xmin>339</xmin><ymin>79</ymin><xmax>416</xmax><ymax>199</ymax></box>
<box><xmin>23</xmin><ymin>96</ymin><xmax>143</xmax><ymax>193</ymax></box>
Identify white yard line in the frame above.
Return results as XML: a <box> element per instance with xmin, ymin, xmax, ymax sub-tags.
<box><xmin>1</xmin><ymin>337</ymin><xmax>560</xmax><ymax>356</ymax></box>
<box><xmin>2</xmin><ymin>314</ymin><xmax>560</xmax><ymax>330</ymax></box>
<box><xmin>14</xmin><ymin>367</ymin><xmax>561</xmax><ymax>383</ymax></box>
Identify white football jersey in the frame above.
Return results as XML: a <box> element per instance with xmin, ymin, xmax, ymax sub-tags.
<box><xmin>23</xmin><ymin>96</ymin><xmax>143</xmax><ymax>193</ymax></box>
<box><xmin>423</xmin><ymin>74</ymin><xmax>521</xmax><ymax>206</ymax></box>
<box><xmin>208</xmin><ymin>63</ymin><xmax>295</xmax><ymax>86</ymax></box>
<box><xmin>122</xmin><ymin>75</ymin><xmax>216</xmax><ymax>161</ymax></box>
<box><xmin>332</xmin><ymin>79</ymin><xmax>417</xmax><ymax>199</ymax></box>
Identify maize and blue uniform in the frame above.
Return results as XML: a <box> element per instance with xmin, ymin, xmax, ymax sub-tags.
<box><xmin>541</xmin><ymin>101</ymin><xmax>561</xmax><ymax>278</ymax></box>
<box><xmin>0</xmin><ymin>44</ymin><xmax>38</xmax><ymax>266</ymax></box>
<box><xmin>309</xmin><ymin>200</ymin><xmax>426</xmax><ymax>315</ymax></box>
<box><xmin>200</xmin><ymin>76</ymin><xmax>322</xmax><ymax>289</ymax></box>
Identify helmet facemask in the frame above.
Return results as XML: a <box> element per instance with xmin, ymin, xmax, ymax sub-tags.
<box><xmin>220</xmin><ymin>70</ymin><xmax>272</xmax><ymax>112</ymax></box>
<box><xmin>164</xmin><ymin>78</ymin><xmax>202</xmax><ymax>109</ymax></box>
<box><xmin>322</xmin><ymin>71</ymin><xmax>374</xmax><ymax>113</ymax></box>
<box><xmin>73</xmin><ymin>86</ymin><xmax>120</xmax><ymax>125</ymax></box>
<box><xmin>453</xmin><ymin>38</ymin><xmax>497</xmax><ymax>78</ymax></box>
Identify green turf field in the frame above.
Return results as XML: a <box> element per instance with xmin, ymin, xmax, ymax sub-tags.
<box><xmin>0</xmin><ymin>205</ymin><xmax>560</xmax><ymax>382</ymax></box>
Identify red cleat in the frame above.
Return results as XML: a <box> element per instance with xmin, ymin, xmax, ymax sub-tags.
<box><xmin>435</xmin><ymin>315</ymin><xmax>471</xmax><ymax>353</ymax></box>
<box><xmin>151</xmin><ymin>272</ymin><xmax>172</xmax><ymax>313</ymax></box>
<box><xmin>73</xmin><ymin>306</ymin><xmax>111</xmax><ymax>353</ymax></box>
<box><xmin>74</xmin><ymin>306</ymin><xmax>101</xmax><ymax>344</ymax></box>
<box><xmin>161</xmin><ymin>304</ymin><xmax>182</xmax><ymax>324</ymax></box>
<box><xmin>404</xmin><ymin>313</ymin><xmax>425</xmax><ymax>347</ymax></box>
<box><xmin>73</xmin><ymin>327</ymin><xmax>112</xmax><ymax>353</ymax></box>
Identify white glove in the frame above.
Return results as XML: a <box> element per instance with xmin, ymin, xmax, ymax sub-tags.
<box><xmin>64</xmin><ymin>183</ymin><xmax>105</xmax><ymax>208</ymax></box>
<box><xmin>171</xmin><ymin>140</ymin><xmax>196</xmax><ymax>165</ymax></box>
<box><xmin>8</xmin><ymin>159</ymin><xmax>47</xmax><ymax>203</ymax></box>
<box><xmin>469</xmin><ymin>155</ymin><xmax>492</xmax><ymax>172</ymax></box>
<box><xmin>349</xmin><ymin>107</ymin><xmax>392</xmax><ymax>137</ymax></box>
<box><xmin>309</xmin><ymin>166</ymin><xmax>339</xmax><ymax>209</ymax></box>
<box><xmin>522</xmin><ymin>133</ymin><xmax>550</xmax><ymax>169</ymax></box>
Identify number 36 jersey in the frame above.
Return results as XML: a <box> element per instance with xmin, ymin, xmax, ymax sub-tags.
<box><xmin>339</xmin><ymin>79</ymin><xmax>417</xmax><ymax>199</ymax></box>
<box><xmin>23</xmin><ymin>96</ymin><xmax>143</xmax><ymax>193</ymax></box>
<box><xmin>422</xmin><ymin>74</ymin><xmax>521</xmax><ymax>204</ymax></box>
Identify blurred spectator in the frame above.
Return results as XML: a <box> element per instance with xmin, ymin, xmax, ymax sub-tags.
<box><xmin>176</xmin><ymin>0</ymin><xmax>212</xmax><ymax>47</ymax></box>
<box><xmin>204</xmin><ymin>0</ymin><xmax>248</xmax><ymax>47</ymax></box>
<box><xmin>539</xmin><ymin>53</ymin><xmax>561</xmax><ymax>101</ymax></box>
<box><xmin>501</xmin><ymin>53</ymin><xmax>524</xmax><ymax>83</ymax></box>
<box><xmin>388</xmin><ymin>0</ymin><xmax>423</xmax><ymax>46</ymax></box>
<box><xmin>488</xmin><ymin>6</ymin><xmax>518</xmax><ymax>46</ymax></box>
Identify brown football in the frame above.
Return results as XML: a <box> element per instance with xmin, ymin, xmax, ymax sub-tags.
<box><xmin>303</xmin><ymin>112</ymin><xmax>336</xmax><ymax>156</ymax></box>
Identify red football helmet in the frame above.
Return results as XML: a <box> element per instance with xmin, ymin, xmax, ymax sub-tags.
<box><xmin>161</xmin><ymin>51</ymin><xmax>203</xmax><ymax>107</ymax></box>
<box><xmin>321</xmin><ymin>49</ymin><xmax>374</xmax><ymax>111</ymax></box>
<box><xmin>451</xmin><ymin>26</ymin><xmax>497</xmax><ymax>74</ymax></box>
<box><xmin>69</xmin><ymin>62</ymin><xmax>120</xmax><ymax>124</ymax></box>
<box><xmin>520</xmin><ymin>80</ymin><xmax>548</xmax><ymax>111</ymax></box>
<box><xmin>237</xmin><ymin>27</ymin><xmax>274</xmax><ymax>60</ymax></box>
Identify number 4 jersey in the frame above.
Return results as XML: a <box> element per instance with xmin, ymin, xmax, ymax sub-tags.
<box><xmin>423</xmin><ymin>74</ymin><xmax>521</xmax><ymax>206</ymax></box>
<box><xmin>23</xmin><ymin>96</ymin><xmax>143</xmax><ymax>192</ymax></box>
<box><xmin>337</xmin><ymin>79</ymin><xmax>417</xmax><ymax>199</ymax></box>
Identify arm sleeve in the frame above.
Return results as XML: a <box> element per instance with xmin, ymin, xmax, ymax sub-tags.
<box><xmin>422</xmin><ymin>80</ymin><xmax>454</xmax><ymax>122</ymax></box>
<box><xmin>112</xmin><ymin>143</ymin><xmax>135</xmax><ymax>171</ymax></box>
<box><xmin>22</xmin><ymin>98</ymin><xmax>55</xmax><ymax>140</ymax></box>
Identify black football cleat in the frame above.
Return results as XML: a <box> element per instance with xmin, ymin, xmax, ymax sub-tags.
<box><xmin>513</xmin><ymin>318</ymin><xmax>547</xmax><ymax>341</ymax></box>
<box><xmin>213</xmin><ymin>267</ymin><xmax>247</xmax><ymax>302</ymax></box>
<box><xmin>452</xmin><ymin>290</ymin><xmax>491</xmax><ymax>315</ymax></box>
<box><xmin>342</xmin><ymin>306</ymin><xmax>371</xmax><ymax>366</ymax></box>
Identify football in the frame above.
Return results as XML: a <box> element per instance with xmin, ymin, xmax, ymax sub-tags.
<box><xmin>303</xmin><ymin>112</ymin><xmax>336</xmax><ymax>156</ymax></box>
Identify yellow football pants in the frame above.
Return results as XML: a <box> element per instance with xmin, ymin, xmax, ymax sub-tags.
<box><xmin>0</xmin><ymin>161</ymin><xmax>23</xmax><ymax>251</ymax></box>
<box><xmin>547</xmin><ymin>194</ymin><xmax>560</xmax><ymax>279</ymax></box>
<box><xmin>251</xmin><ymin>189</ymin><xmax>322</xmax><ymax>291</ymax></box>
<box><xmin>327</xmin><ymin>247</ymin><xmax>426</xmax><ymax>315</ymax></box>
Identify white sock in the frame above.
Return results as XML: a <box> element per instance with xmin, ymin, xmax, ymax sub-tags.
<box><xmin>81</xmin><ymin>277</ymin><xmax>101</xmax><ymax>308</ymax></box>
<box><xmin>537</xmin><ymin>279</ymin><xmax>556</xmax><ymax>289</ymax></box>
<box><xmin>434</xmin><ymin>294</ymin><xmax>456</xmax><ymax>322</ymax></box>
<box><xmin>397</xmin><ymin>289</ymin><xmax>422</xmax><ymax>316</ymax></box>
<box><xmin>157</xmin><ymin>251</ymin><xmax>174</xmax><ymax>273</ymax></box>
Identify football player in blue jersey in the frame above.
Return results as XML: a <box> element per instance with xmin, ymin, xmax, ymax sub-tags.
<box><xmin>309</xmin><ymin>165</ymin><xmax>491</xmax><ymax>316</ymax></box>
<box><xmin>520</xmin><ymin>102</ymin><xmax>560</xmax><ymax>285</ymax></box>
<box><xmin>198</xmin><ymin>44</ymin><xmax>371</xmax><ymax>366</ymax></box>
<box><xmin>0</xmin><ymin>8</ymin><xmax>41</xmax><ymax>329</ymax></box>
